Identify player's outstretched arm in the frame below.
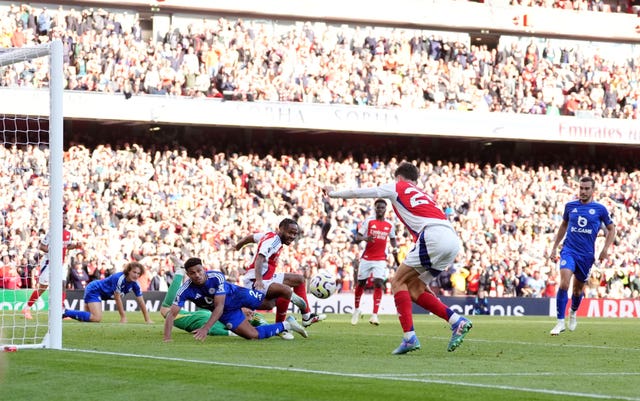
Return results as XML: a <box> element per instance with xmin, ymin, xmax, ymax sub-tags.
<box><xmin>234</xmin><ymin>234</ymin><xmax>255</xmax><ymax>251</ymax></box>
<box><xmin>136</xmin><ymin>295</ymin><xmax>153</xmax><ymax>324</ymax></box>
<box><xmin>114</xmin><ymin>292</ymin><xmax>127</xmax><ymax>323</ymax></box>
<box><xmin>192</xmin><ymin>295</ymin><xmax>225</xmax><ymax>341</ymax></box>
<box><xmin>163</xmin><ymin>305</ymin><xmax>180</xmax><ymax>342</ymax></box>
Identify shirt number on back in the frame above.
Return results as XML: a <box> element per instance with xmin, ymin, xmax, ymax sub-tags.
<box><xmin>405</xmin><ymin>187</ymin><xmax>433</xmax><ymax>207</ymax></box>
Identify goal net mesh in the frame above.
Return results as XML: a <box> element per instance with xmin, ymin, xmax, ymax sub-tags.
<box><xmin>0</xmin><ymin>41</ymin><xmax>63</xmax><ymax>349</ymax></box>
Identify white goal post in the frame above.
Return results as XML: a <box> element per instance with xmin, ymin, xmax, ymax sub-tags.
<box><xmin>0</xmin><ymin>40</ymin><xmax>63</xmax><ymax>350</ymax></box>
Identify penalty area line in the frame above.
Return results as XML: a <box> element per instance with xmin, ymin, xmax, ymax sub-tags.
<box><xmin>65</xmin><ymin>348</ymin><xmax>640</xmax><ymax>401</ymax></box>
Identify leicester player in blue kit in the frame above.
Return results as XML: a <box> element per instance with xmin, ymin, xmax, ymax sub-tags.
<box><xmin>549</xmin><ymin>176</ymin><xmax>616</xmax><ymax>335</ymax></box>
<box><xmin>160</xmin><ymin>266</ymin><xmax>269</xmax><ymax>337</ymax></box>
<box><xmin>163</xmin><ymin>257</ymin><xmax>308</xmax><ymax>342</ymax></box>
<box><xmin>63</xmin><ymin>261</ymin><xmax>153</xmax><ymax>324</ymax></box>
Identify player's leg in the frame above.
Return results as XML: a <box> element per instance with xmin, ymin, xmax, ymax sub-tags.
<box><xmin>264</xmin><ymin>281</ymin><xmax>296</xmax><ymax>319</ymax></box>
<box><xmin>23</xmin><ymin>263</ymin><xmax>50</xmax><ymax>318</ymax></box>
<box><xmin>368</xmin><ymin>261</ymin><xmax>387</xmax><ymax>325</ymax></box>
<box><xmin>551</xmin><ymin>254</ymin><xmax>575</xmax><ymax>335</ymax></box>
<box><xmin>243</xmin><ymin>308</ymin><xmax>269</xmax><ymax>327</ymax></box>
<box><xmin>397</xmin><ymin>227</ymin><xmax>470</xmax><ymax>353</ymax></box>
<box><xmin>282</xmin><ymin>273</ymin><xmax>324</xmax><ymax>326</ymax></box>
<box><xmin>233</xmin><ymin>286</ymin><xmax>307</xmax><ymax>339</ymax></box>
<box><xmin>352</xmin><ymin>261</ymin><xmax>369</xmax><ymax>325</ymax></box>
<box><xmin>264</xmin><ymin>280</ymin><xmax>298</xmax><ymax>339</ymax></box>
<box><xmin>63</xmin><ymin>301</ymin><xmax>98</xmax><ymax>322</ymax></box>
<box><xmin>172</xmin><ymin>309</ymin><xmax>230</xmax><ymax>336</ymax></box>
<box><xmin>351</xmin><ymin>279</ymin><xmax>366</xmax><ymax>325</ymax></box>
<box><xmin>567</xmin><ymin>258</ymin><xmax>591</xmax><ymax>332</ymax></box>
<box><xmin>63</xmin><ymin>284</ymin><xmax>99</xmax><ymax>322</ymax></box>
<box><xmin>369</xmin><ymin>278</ymin><xmax>384</xmax><ymax>325</ymax></box>
<box><xmin>390</xmin><ymin>263</ymin><xmax>421</xmax><ymax>354</ymax></box>
<box><xmin>231</xmin><ymin>314</ymin><xmax>306</xmax><ymax>340</ymax></box>
<box><xmin>160</xmin><ymin>268</ymin><xmax>185</xmax><ymax>313</ymax></box>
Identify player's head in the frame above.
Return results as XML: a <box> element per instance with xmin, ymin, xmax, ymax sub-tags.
<box><xmin>183</xmin><ymin>257</ymin><xmax>207</xmax><ymax>285</ymax></box>
<box><xmin>374</xmin><ymin>198</ymin><xmax>387</xmax><ymax>218</ymax></box>
<box><xmin>394</xmin><ymin>162</ymin><xmax>419</xmax><ymax>182</ymax></box>
<box><xmin>578</xmin><ymin>176</ymin><xmax>596</xmax><ymax>203</ymax></box>
<box><xmin>184</xmin><ymin>257</ymin><xmax>203</xmax><ymax>271</ymax></box>
<box><xmin>278</xmin><ymin>218</ymin><xmax>299</xmax><ymax>246</ymax></box>
<box><xmin>123</xmin><ymin>261</ymin><xmax>145</xmax><ymax>281</ymax></box>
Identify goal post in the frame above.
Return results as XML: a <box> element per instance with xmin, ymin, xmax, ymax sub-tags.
<box><xmin>0</xmin><ymin>40</ymin><xmax>63</xmax><ymax>350</ymax></box>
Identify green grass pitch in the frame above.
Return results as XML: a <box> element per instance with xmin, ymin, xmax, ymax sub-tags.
<box><xmin>2</xmin><ymin>313</ymin><xmax>639</xmax><ymax>401</ymax></box>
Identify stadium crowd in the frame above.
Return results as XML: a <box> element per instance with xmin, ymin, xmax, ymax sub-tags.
<box><xmin>1</xmin><ymin>135</ymin><xmax>639</xmax><ymax>299</ymax></box>
<box><xmin>0</xmin><ymin>3</ymin><xmax>638</xmax><ymax>119</ymax></box>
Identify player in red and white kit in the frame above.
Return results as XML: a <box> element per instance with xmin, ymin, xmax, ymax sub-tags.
<box><xmin>22</xmin><ymin>226</ymin><xmax>81</xmax><ymax>319</ymax></box>
<box><xmin>234</xmin><ymin>218</ymin><xmax>326</xmax><ymax>340</ymax></box>
<box><xmin>326</xmin><ymin>162</ymin><xmax>472</xmax><ymax>354</ymax></box>
<box><xmin>351</xmin><ymin>199</ymin><xmax>399</xmax><ymax>326</ymax></box>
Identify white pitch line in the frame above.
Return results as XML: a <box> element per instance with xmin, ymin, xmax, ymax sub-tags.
<box><xmin>423</xmin><ymin>335</ymin><xmax>640</xmax><ymax>353</ymax></box>
<box><xmin>65</xmin><ymin>348</ymin><xmax>640</xmax><ymax>401</ymax></box>
<box><xmin>378</xmin><ymin>372</ymin><xmax>640</xmax><ymax>377</ymax></box>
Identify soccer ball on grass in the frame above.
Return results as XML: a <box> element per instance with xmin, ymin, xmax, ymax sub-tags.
<box><xmin>309</xmin><ymin>271</ymin><xmax>337</xmax><ymax>299</ymax></box>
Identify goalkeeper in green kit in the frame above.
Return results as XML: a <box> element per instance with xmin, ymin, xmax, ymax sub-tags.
<box><xmin>160</xmin><ymin>268</ymin><xmax>268</xmax><ymax>336</ymax></box>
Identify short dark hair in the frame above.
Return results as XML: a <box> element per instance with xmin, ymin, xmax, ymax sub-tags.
<box><xmin>394</xmin><ymin>162</ymin><xmax>419</xmax><ymax>181</ymax></box>
<box><xmin>184</xmin><ymin>257</ymin><xmax>203</xmax><ymax>270</ymax></box>
<box><xmin>579</xmin><ymin>176</ymin><xmax>595</xmax><ymax>188</ymax></box>
<box><xmin>374</xmin><ymin>198</ymin><xmax>387</xmax><ymax>207</ymax></box>
<box><xmin>279</xmin><ymin>218</ymin><xmax>298</xmax><ymax>229</ymax></box>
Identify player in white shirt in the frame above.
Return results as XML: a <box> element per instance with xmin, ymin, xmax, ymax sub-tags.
<box><xmin>326</xmin><ymin>162</ymin><xmax>472</xmax><ymax>354</ymax></box>
<box><xmin>234</xmin><ymin>218</ymin><xmax>325</xmax><ymax>340</ymax></box>
<box><xmin>22</xmin><ymin>226</ymin><xmax>81</xmax><ymax>319</ymax></box>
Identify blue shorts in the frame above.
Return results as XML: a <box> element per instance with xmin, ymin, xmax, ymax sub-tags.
<box><xmin>559</xmin><ymin>251</ymin><xmax>595</xmax><ymax>283</ymax></box>
<box><xmin>219</xmin><ymin>286</ymin><xmax>266</xmax><ymax>330</ymax></box>
<box><xmin>83</xmin><ymin>281</ymin><xmax>104</xmax><ymax>304</ymax></box>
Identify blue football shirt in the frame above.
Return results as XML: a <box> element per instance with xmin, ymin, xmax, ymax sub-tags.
<box><xmin>562</xmin><ymin>200</ymin><xmax>612</xmax><ymax>256</ymax></box>
<box><xmin>92</xmin><ymin>271</ymin><xmax>143</xmax><ymax>300</ymax></box>
<box><xmin>175</xmin><ymin>270</ymin><xmax>233</xmax><ymax>310</ymax></box>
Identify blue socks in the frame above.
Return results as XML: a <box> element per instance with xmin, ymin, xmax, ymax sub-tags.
<box><xmin>256</xmin><ymin>322</ymin><xmax>286</xmax><ymax>339</ymax></box>
<box><xmin>571</xmin><ymin>293</ymin><xmax>583</xmax><ymax>312</ymax></box>
<box><xmin>556</xmin><ymin>289</ymin><xmax>569</xmax><ymax>319</ymax></box>
<box><xmin>63</xmin><ymin>309</ymin><xmax>91</xmax><ymax>322</ymax></box>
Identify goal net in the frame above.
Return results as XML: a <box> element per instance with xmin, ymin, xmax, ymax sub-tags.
<box><xmin>0</xmin><ymin>40</ymin><xmax>63</xmax><ymax>350</ymax></box>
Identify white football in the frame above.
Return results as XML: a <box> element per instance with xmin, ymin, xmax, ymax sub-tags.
<box><xmin>309</xmin><ymin>271</ymin><xmax>337</xmax><ymax>299</ymax></box>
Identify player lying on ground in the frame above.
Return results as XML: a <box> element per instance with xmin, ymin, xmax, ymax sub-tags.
<box><xmin>160</xmin><ymin>267</ymin><xmax>268</xmax><ymax>336</ymax></box>
<box><xmin>163</xmin><ymin>257</ymin><xmax>308</xmax><ymax>342</ymax></box>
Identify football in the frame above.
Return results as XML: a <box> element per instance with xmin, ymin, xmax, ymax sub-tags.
<box><xmin>309</xmin><ymin>271</ymin><xmax>337</xmax><ymax>299</ymax></box>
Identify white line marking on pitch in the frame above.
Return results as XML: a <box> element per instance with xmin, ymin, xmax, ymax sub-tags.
<box><xmin>65</xmin><ymin>348</ymin><xmax>640</xmax><ymax>401</ymax></box>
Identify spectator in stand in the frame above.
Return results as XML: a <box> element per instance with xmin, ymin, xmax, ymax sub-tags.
<box><xmin>0</xmin><ymin>253</ymin><xmax>21</xmax><ymax>289</ymax></box>
<box><xmin>68</xmin><ymin>261</ymin><xmax>89</xmax><ymax>290</ymax></box>
<box><xmin>475</xmin><ymin>266</ymin><xmax>492</xmax><ymax>314</ymax></box>
<box><xmin>544</xmin><ymin>268</ymin><xmax>559</xmax><ymax>297</ymax></box>
<box><xmin>528</xmin><ymin>269</ymin><xmax>547</xmax><ymax>297</ymax></box>
<box><xmin>1</xmin><ymin>6</ymin><xmax>638</xmax><ymax>120</ymax></box>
